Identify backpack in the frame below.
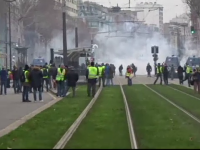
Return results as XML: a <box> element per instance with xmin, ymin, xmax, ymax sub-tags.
<box><xmin>43</xmin><ymin>69</ymin><xmax>48</xmax><ymax>77</ymax></box>
<box><xmin>20</xmin><ymin>71</ymin><xmax>25</xmax><ymax>82</ymax></box>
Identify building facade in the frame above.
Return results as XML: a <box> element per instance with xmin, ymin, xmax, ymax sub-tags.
<box><xmin>78</xmin><ymin>1</ymin><xmax>113</xmax><ymax>31</ymax></box>
<box><xmin>163</xmin><ymin>14</ymin><xmax>191</xmax><ymax>53</ymax></box>
<box><xmin>55</xmin><ymin>0</ymin><xmax>78</xmax><ymax>17</ymax></box>
<box><xmin>135</xmin><ymin>2</ymin><xmax>164</xmax><ymax>33</ymax></box>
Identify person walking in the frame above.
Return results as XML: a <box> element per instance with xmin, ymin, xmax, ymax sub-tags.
<box><xmin>0</xmin><ymin>67</ymin><xmax>8</xmax><ymax>95</ymax></box>
<box><xmin>12</xmin><ymin>66</ymin><xmax>20</xmax><ymax>93</ymax></box>
<box><xmin>154</xmin><ymin>63</ymin><xmax>163</xmax><ymax>85</ymax></box>
<box><xmin>30</xmin><ymin>66</ymin><xmax>43</xmax><ymax>102</ymax></box>
<box><xmin>65</xmin><ymin>67</ymin><xmax>79</xmax><ymax>97</ymax></box>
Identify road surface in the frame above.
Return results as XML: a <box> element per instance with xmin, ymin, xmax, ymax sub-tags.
<box><xmin>0</xmin><ymin>88</ymin><xmax>55</xmax><ymax>135</ymax></box>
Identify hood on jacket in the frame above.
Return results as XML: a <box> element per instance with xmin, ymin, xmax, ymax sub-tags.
<box><xmin>24</xmin><ymin>64</ymin><xmax>29</xmax><ymax>70</ymax></box>
<box><xmin>32</xmin><ymin>66</ymin><xmax>41</xmax><ymax>71</ymax></box>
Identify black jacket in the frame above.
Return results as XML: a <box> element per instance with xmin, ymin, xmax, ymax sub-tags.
<box><xmin>12</xmin><ymin>69</ymin><xmax>20</xmax><ymax>80</ymax></box>
<box><xmin>66</xmin><ymin>70</ymin><xmax>79</xmax><ymax>87</ymax></box>
<box><xmin>30</xmin><ymin>67</ymin><xmax>43</xmax><ymax>88</ymax></box>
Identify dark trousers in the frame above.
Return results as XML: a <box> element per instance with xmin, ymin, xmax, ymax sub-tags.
<box><xmin>154</xmin><ymin>73</ymin><xmax>163</xmax><ymax>85</ymax></box>
<box><xmin>163</xmin><ymin>74</ymin><xmax>168</xmax><ymax>85</ymax></box>
<box><xmin>87</xmin><ymin>82</ymin><xmax>96</xmax><ymax>97</ymax></box>
<box><xmin>33</xmin><ymin>87</ymin><xmax>42</xmax><ymax>101</ymax></box>
<box><xmin>13</xmin><ymin>80</ymin><xmax>20</xmax><ymax>93</ymax></box>
<box><xmin>147</xmin><ymin>71</ymin><xmax>151</xmax><ymax>77</ymax></box>
<box><xmin>42</xmin><ymin>78</ymin><xmax>49</xmax><ymax>92</ymax></box>
<box><xmin>22</xmin><ymin>86</ymin><xmax>29</xmax><ymax>101</ymax></box>
<box><xmin>178</xmin><ymin>75</ymin><xmax>183</xmax><ymax>84</ymax></box>
<box><xmin>65</xmin><ymin>86</ymin><xmax>76</xmax><ymax>97</ymax></box>
<box><xmin>99</xmin><ymin>77</ymin><xmax>105</xmax><ymax>87</ymax></box>
<box><xmin>1</xmin><ymin>81</ymin><xmax>7</xmax><ymax>95</ymax></box>
<box><xmin>183</xmin><ymin>73</ymin><xmax>191</xmax><ymax>87</ymax></box>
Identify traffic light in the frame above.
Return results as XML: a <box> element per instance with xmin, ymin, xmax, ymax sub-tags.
<box><xmin>152</xmin><ymin>54</ymin><xmax>158</xmax><ymax>61</ymax></box>
<box><xmin>191</xmin><ymin>26</ymin><xmax>195</xmax><ymax>34</ymax></box>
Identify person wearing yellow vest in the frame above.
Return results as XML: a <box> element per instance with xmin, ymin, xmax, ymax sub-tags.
<box><xmin>86</xmin><ymin>62</ymin><xmax>99</xmax><ymax>97</ymax></box>
<box><xmin>41</xmin><ymin>66</ymin><xmax>49</xmax><ymax>92</ymax></box>
<box><xmin>101</xmin><ymin>63</ymin><xmax>106</xmax><ymax>87</ymax></box>
<box><xmin>98</xmin><ymin>65</ymin><xmax>103</xmax><ymax>87</ymax></box>
<box><xmin>22</xmin><ymin>65</ymin><xmax>31</xmax><ymax>102</ymax></box>
<box><xmin>183</xmin><ymin>64</ymin><xmax>193</xmax><ymax>87</ymax></box>
<box><xmin>56</xmin><ymin>64</ymin><xmax>66</xmax><ymax>97</ymax></box>
<box><xmin>154</xmin><ymin>63</ymin><xmax>163</xmax><ymax>85</ymax></box>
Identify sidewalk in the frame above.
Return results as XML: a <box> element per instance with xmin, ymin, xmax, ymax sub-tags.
<box><xmin>0</xmin><ymin>88</ymin><xmax>55</xmax><ymax>131</ymax></box>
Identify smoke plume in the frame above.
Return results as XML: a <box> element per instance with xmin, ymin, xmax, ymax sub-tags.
<box><xmin>93</xmin><ymin>22</ymin><xmax>175</xmax><ymax>75</ymax></box>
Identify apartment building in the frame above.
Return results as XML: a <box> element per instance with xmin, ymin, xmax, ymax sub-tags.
<box><xmin>135</xmin><ymin>2</ymin><xmax>164</xmax><ymax>33</ymax></box>
<box><xmin>55</xmin><ymin>0</ymin><xmax>78</xmax><ymax>17</ymax></box>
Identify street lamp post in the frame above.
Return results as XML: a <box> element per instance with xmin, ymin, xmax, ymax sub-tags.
<box><xmin>62</xmin><ymin>1</ymin><xmax>68</xmax><ymax>65</ymax></box>
<box><xmin>4</xmin><ymin>0</ymin><xmax>16</xmax><ymax>69</ymax></box>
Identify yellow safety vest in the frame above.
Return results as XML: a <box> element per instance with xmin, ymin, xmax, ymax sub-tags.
<box><xmin>56</xmin><ymin>68</ymin><xmax>65</xmax><ymax>81</ymax></box>
<box><xmin>25</xmin><ymin>70</ymin><xmax>29</xmax><ymax>83</ymax></box>
<box><xmin>42</xmin><ymin>68</ymin><xmax>49</xmax><ymax>78</ymax></box>
<box><xmin>88</xmin><ymin>67</ymin><xmax>98</xmax><ymax>79</ymax></box>
<box><xmin>157</xmin><ymin>66</ymin><xmax>162</xmax><ymax>73</ymax></box>
<box><xmin>98</xmin><ymin>67</ymin><xmax>102</xmax><ymax>77</ymax></box>
<box><xmin>126</xmin><ymin>72</ymin><xmax>130</xmax><ymax>77</ymax></box>
<box><xmin>186</xmin><ymin>66</ymin><xmax>192</xmax><ymax>73</ymax></box>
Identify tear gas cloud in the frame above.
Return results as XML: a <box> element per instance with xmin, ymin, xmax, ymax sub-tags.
<box><xmin>94</xmin><ymin>22</ymin><xmax>175</xmax><ymax>75</ymax></box>
<box><xmin>93</xmin><ymin>22</ymin><xmax>197</xmax><ymax>75</ymax></box>
<box><xmin>43</xmin><ymin>21</ymin><xmax>195</xmax><ymax>74</ymax></box>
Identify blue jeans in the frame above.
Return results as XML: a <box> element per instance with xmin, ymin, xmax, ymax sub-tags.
<box><xmin>1</xmin><ymin>80</ymin><xmax>7</xmax><ymax>95</ymax></box>
<box><xmin>22</xmin><ymin>86</ymin><xmax>29</xmax><ymax>101</ymax></box>
<box><xmin>63</xmin><ymin>80</ymin><xmax>68</xmax><ymax>96</ymax></box>
<box><xmin>13</xmin><ymin>80</ymin><xmax>20</xmax><ymax>93</ymax></box>
<box><xmin>33</xmin><ymin>87</ymin><xmax>42</xmax><ymax>101</ymax></box>
<box><xmin>57</xmin><ymin>81</ymin><xmax>64</xmax><ymax>97</ymax></box>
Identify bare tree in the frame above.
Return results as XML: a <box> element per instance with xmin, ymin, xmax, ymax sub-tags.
<box><xmin>184</xmin><ymin>0</ymin><xmax>200</xmax><ymax>17</ymax></box>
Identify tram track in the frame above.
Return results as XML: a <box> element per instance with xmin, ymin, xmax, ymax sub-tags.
<box><xmin>53</xmin><ymin>77</ymin><xmax>139</xmax><ymax>149</ymax></box>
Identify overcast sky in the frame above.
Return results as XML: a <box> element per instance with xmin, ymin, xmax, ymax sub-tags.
<box><xmin>83</xmin><ymin>0</ymin><xmax>188</xmax><ymax>23</ymax></box>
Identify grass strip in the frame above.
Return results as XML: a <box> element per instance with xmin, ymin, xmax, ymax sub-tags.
<box><xmin>65</xmin><ymin>86</ymin><xmax>131</xmax><ymax>149</ymax></box>
<box><xmin>0</xmin><ymin>86</ymin><xmax>91</xmax><ymax>149</ymax></box>
<box><xmin>149</xmin><ymin>85</ymin><xmax>200</xmax><ymax>119</ymax></box>
<box><xmin>170</xmin><ymin>84</ymin><xmax>200</xmax><ymax>99</ymax></box>
<box><xmin>124</xmin><ymin>85</ymin><xmax>200</xmax><ymax>149</ymax></box>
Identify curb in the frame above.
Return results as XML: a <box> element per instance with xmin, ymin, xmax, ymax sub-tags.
<box><xmin>0</xmin><ymin>93</ymin><xmax>61</xmax><ymax>138</ymax></box>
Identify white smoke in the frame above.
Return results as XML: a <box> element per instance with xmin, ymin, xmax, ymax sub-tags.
<box><xmin>94</xmin><ymin>22</ymin><xmax>176</xmax><ymax>75</ymax></box>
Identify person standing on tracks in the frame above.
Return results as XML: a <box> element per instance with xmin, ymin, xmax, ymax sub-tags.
<box><xmin>191</xmin><ymin>68</ymin><xmax>200</xmax><ymax>93</ymax></box>
<box><xmin>98</xmin><ymin>64</ymin><xmax>103</xmax><ymax>87</ymax></box>
<box><xmin>154</xmin><ymin>63</ymin><xmax>163</xmax><ymax>85</ymax></box>
<box><xmin>65</xmin><ymin>66</ymin><xmax>79</xmax><ymax>97</ymax></box>
<box><xmin>30</xmin><ymin>66</ymin><xmax>43</xmax><ymax>102</ymax></box>
<box><xmin>177</xmin><ymin>65</ymin><xmax>184</xmax><ymax>85</ymax></box>
<box><xmin>86</xmin><ymin>62</ymin><xmax>99</xmax><ymax>97</ymax></box>
<box><xmin>56</xmin><ymin>64</ymin><xmax>66</xmax><ymax>97</ymax></box>
<box><xmin>183</xmin><ymin>64</ymin><xmax>193</xmax><ymax>87</ymax></box>
<box><xmin>126</xmin><ymin>66</ymin><xmax>133</xmax><ymax>86</ymax></box>
<box><xmin>163</xmin><ymin>63</ymin><xmax>169</xmax><ymax>85</ymax></box>
<box><xmin>170</xmin><ymin>64</ymin><xmax>175</xmax><ymax>80</ymax></box>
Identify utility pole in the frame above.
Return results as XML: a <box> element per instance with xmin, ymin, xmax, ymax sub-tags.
<box><xmin>8</xmin><ymin>2</ymin><xmax>12</xmax><ymax>69</ymax></box>
<box><xmin>75</xmin><ymin>0</ymin><xmax>78</xmax><ymax>48</ymax></box>
<box><xmin>62</xmin><ymin>0</ymin><xmax>68</xmax><ymax>65</ymax></box>
<box><xmin>4</xmin><ymin>12</ymin><xmax>8</xmax><ymax>69</ymax></box>
<box><xmin>129</xmin><ymin>0</ymin><xmax>130</xmax><ymax>8</ymax></box>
